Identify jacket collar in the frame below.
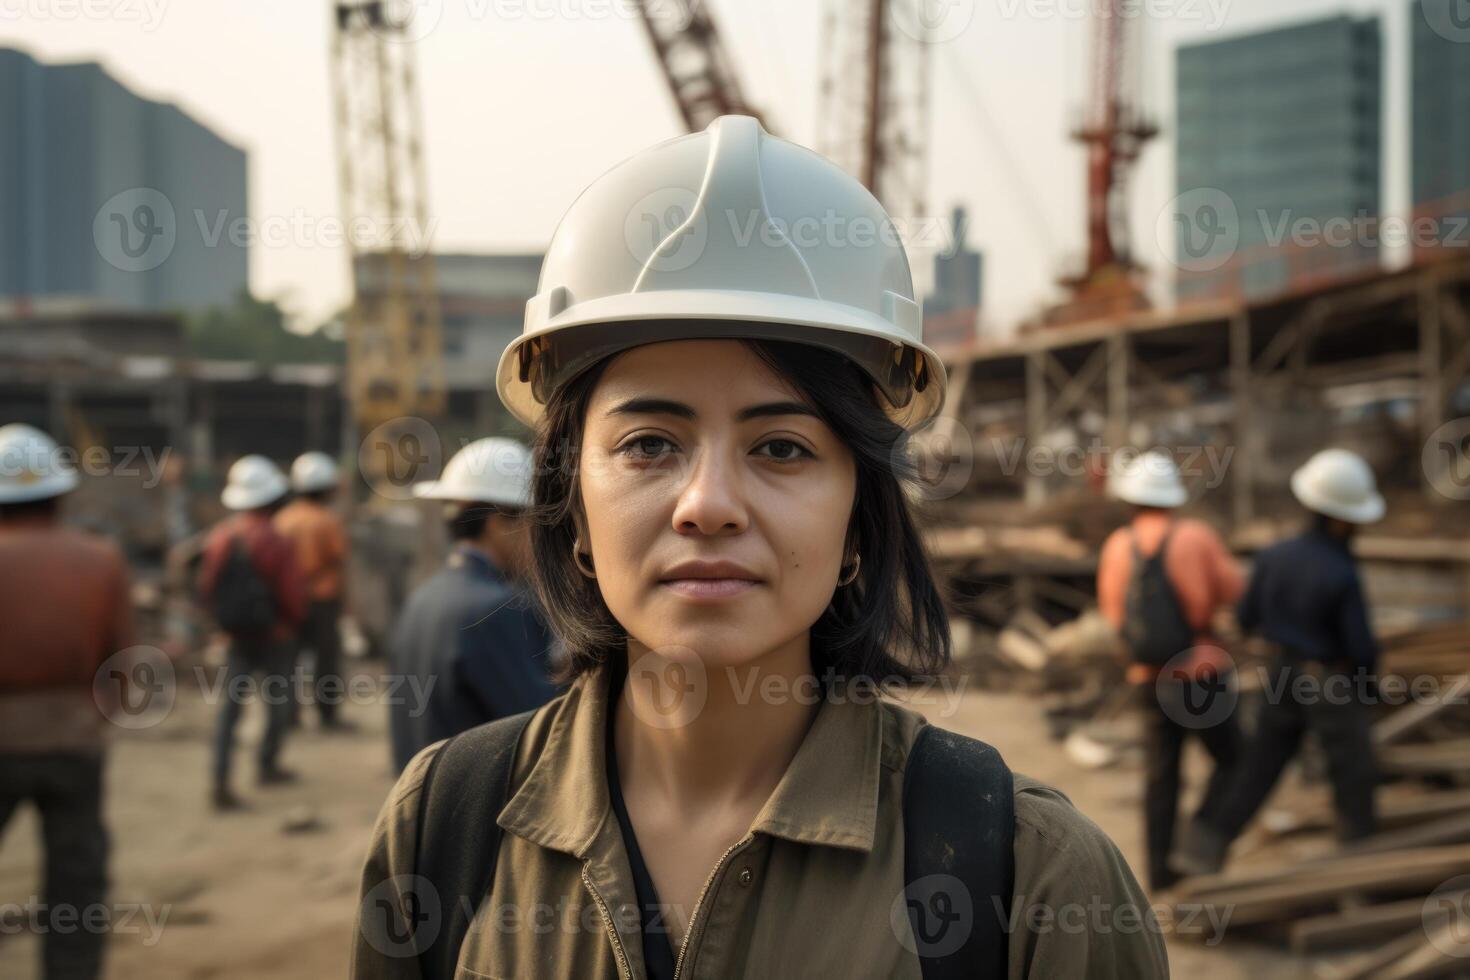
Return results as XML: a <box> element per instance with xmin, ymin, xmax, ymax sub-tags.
<box><xmin>496</xmin><ymin>661</ymin><xmax>886</xmax><ymax>859</ymax></box>
<box><xmin>448</xmin><ymin>543</ymin><xmax>504</xmax><ymax>581</ymax></box>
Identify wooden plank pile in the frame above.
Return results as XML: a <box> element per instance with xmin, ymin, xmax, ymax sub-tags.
<box><xmin>1170</xmin><ymin>620</ymin><xmax>1470</xmax><ymax>976</ymax></box>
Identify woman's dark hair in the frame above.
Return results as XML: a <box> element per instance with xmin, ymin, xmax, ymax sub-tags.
<box><xmin>524</xmin><ymin>338</ymin><xmax>952</xmax><ymax>684</ymax></box>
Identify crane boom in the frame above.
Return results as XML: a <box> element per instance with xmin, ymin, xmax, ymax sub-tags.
<box><xmin>633</xmin><ymin>0</ymin><xmax>764</xmax><ymax>132</ymax></box>
<box><xmin>329</xmin><ymin>0</ymin><xmax>446</xmax><ymax>434</ymax></box>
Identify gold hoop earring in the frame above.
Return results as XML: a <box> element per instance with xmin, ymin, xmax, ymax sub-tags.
<box><xmin>838</xmin><ymin>553</ymin><xmax>861</xmax><ymax>587</ymax></box>
<box><xmin>572</xmin><ymin>537</ymin><xmax>596</xmax><ymax>578</ymax></box>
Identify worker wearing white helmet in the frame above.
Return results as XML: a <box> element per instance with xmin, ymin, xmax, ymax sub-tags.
<box><xmin>0</xmin><ymin>423</ymin><xmax>133</xmax><ymax>980</ymax></box>
<box><xmin>197</xmin><ymin>455</ymin><xmax>306</xmax><ymax>810</ymax></box>
<box><xmin>276</xmin><ymin>452</ymin><xmax>352</xmax><ymax>732</ymax></box>
<box><xmin>385</xmin><ymin>437</ymin><xmax>559</xmax><ymax>772</ymax></box>
<box><xmin>354</xmin><ymin>117</ymin><xmax>1165</xmax><ymax>979</ymax></box>
<box><xmin>1097</xmin><ymin>450</ymin><xmax>1244</xmax><ymax>892</ymax></box>
<box><xmin>1174</xmin><ymin>449</ymin><xmax>1385</xmax><ymax>878</ymax></box>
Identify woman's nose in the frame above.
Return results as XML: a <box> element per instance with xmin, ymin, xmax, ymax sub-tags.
<box><xmin>670</xmin><ymin>446</ymin><xmax>748</xmax><ymax>536</ymax></box>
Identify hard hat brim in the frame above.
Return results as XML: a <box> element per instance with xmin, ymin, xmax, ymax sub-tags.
<box><xmin>221</xmin><ymin>479</ymin><xmax>290</xmax><ymax>512</ymax></box>
<box><xmin>1290</xmin><ymin>469</ymin><xmax>1386</xmax><ymax>524</ymax></box>
<box><xmin>1111</xmin><ymin>484</ymin><xmax>1188</xmax><ymax>509</ymax></box>
<box><xmin>0</xmin><ymin>470</ymin><xmax>79</xmax><ymax>504</ymax></box>
<box><xmin>497</xmin><ymin>298</ymin><xmax>946</xmax><ymax>432</ymax></box>
<box><xmin>411</xmin><ymin>481</ymin><xmax>531</xmax><ymax>509</ymax></box>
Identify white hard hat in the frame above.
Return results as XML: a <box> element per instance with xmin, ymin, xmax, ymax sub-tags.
<box><xmin>221</xmin><ymin>455</ymin><xmax>290</xmax><ymax>511</ymax></box>
<box><xmin>413</xmin><ymin>437</ymin><xmax>533</xmax><ymax>509</ymax></box>
<box><xmin>290</xmin><ymin>451</ymin><xmax>339</xmax><ymax>493</ymax></box>
<box><xmin>0</xmin><ymin>423</ymin><xmax>79</xmax><ymax>504</ymax></box>
<box><xmin>1290</xmin><ymin>449</ymin><xmax>1385</xmax><ymax>524</ymax></box>
<box><xmin>496</xmin><ymin>114</ymin><xmax>945</xmax><ymax>431</ymax></box>
<box><xmin>1109</xmin><ymin>451</ymin><xmax>1188</xmax><ymax>508</ymax></box>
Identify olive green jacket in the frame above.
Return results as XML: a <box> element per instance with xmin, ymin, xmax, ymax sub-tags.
<box><xmin>351</xmin><ymin>666</ymin><xmax>1169</xmax><ymax>979</ymax></box>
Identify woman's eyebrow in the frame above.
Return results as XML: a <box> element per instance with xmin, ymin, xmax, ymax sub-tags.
<box><xmin>603</xmin><ymin>398</ymin><xmax>817</xmax><ymax>422</ymax></box>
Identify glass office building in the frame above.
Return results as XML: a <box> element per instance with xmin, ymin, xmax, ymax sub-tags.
<box><xmin>1411</xmin><ymin>0</ymin><xmax>1470</xmax><ymax>256</ymax></box>
<box><xmin>1175</xmin><ymin>16</ymin><xmax>1382</xmax><ymax>303</ymax></box>
<box><xmin>0</xmin><ymin>48</ymin><xmax>248</xmax><ymax>314</ymax></box>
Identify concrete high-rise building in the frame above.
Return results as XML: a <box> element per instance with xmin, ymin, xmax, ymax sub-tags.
<box><xmin>923</xmin><ymin>205</ymin><xmax>984</xmax><ymax>350</ymax></box>
<box><xmin>0</xmin><ymin>48</ymin><xmax>248</xmax><ymax>315</ymax></box>
<box><xmin>1411</xmin><ymin>0</ymin><xmax>1470</xmax><ymax>257</ymax></box>
<box><xmin>1174</xmin><ymin>16</ymin><xmax>1382</xmax><ymax>303</ymax></box>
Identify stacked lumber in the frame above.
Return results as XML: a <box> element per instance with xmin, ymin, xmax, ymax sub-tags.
<box><xmin>1174</xmin><ymin>621</ymin><xmax>1470</xmax><ymax>974</ymax></box>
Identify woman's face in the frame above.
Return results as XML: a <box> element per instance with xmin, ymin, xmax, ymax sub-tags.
<box><xmin>577</xmin><ymin>339</ymin><xmax>858</xmax><ymax>671</ymax></box>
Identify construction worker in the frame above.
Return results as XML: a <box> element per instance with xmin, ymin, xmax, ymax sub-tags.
<box><xmin>354</xmin><ymin>117</ymin><xmax>1166</xmax><ymax>978</ymax></box>
<box><xmin>1096</xmin><ymin>450</ymin><xmax>1245</xmax><ymax>892</ymax></box>
<box><xmin>275</xmin><ymin>451</ymin><xmax>353</xmax><ymax>731</ymax></box>
<box><xmin>0</xmin><ymin>424</ymin><xmax>131</xmax><ymax>980</ymax></box>
<box><xmin>197</xmin><ymin>455</ymin><xmax>306</xmax><ymax>810</ymax></box>
<box><xmin>386</xmin><ymin>437</ymin><xmax>559</xmax><ymax>772</ymax></box>
<box><xmin>1173</xmin><ymin>448</ymin><xmax>1385</xmax><ymax>876</ymax></box>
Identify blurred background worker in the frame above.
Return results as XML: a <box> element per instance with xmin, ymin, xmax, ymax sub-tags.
<box><xmin>1097</xmin><ymin>451</ymin><xmax>1245</xmax><ymax>892</ymax></box>
<box><xmin>275</xmin><ymin>452</ymin><xmax>352</xmax><ymax>732</ymax></box>
<box><xmin>1173</xmin><ymin>449</ymin><xmax>1386</xmax><ymax>878</ymax></box>
<box><xmin>0</xmin><ymin>424</ymin><xmax>133</xmax><ymax>980</ymax></box>
<box><xmin>197</xmin><ymin>456</ymin><xmax>306</xmax><ymax>811</ymax></box>
<box><xmin>387</xmin><ymin>437</ymin><xmax>560</xmax><ymax>772</ymax></box>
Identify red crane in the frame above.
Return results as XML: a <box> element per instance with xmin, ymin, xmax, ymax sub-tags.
<box><xmin>1051</xmin><ymin>0</ymin><xmax>1158</xmax><ymax>325</ymax></box>
<box><xmin>632</xmin><ymin>0</ymin><xmax>765</xmax><ymax>132</ymax></box>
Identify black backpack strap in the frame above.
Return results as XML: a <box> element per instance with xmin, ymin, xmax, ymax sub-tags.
<box><xmin>903</xmin><ymin>723</ymin><xmax>1015</xmax><ymax>980</ymax></box>
<box><xmin>1129</xmin><ymin>522</ymin><xmax>1176</xmax><ymax>566</ymax></box>
<box><xmin>412</xmin><ymin>708</ymin><xmax>537</xmax><ymax>980</ymax></box>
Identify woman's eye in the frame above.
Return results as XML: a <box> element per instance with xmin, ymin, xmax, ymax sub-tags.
<box><xmin>618</xmin><ymin>436</ymin><xmax>676</xmax><ymax>460</ymax></box>
<box><xmin>756</xmin><ymin>439</ymin><xmax>813</xmax><ymax>462</ymax></box>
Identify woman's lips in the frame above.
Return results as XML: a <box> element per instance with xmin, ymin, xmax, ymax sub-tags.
<box><xmin>659</xmin><ymin>578</ymin><xmax>760</xmax><ymax>600</ymax></box>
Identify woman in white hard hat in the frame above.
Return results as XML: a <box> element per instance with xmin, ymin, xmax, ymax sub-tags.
<box><xmin>353</xmin><ymin>117</ymin><xmax>1166</xmax><ymax>979</ymax></box>
<box><xmin>1173</xmin><ymin>448</ymin><xmax>1386</xmax><ymax>877</ymax></box>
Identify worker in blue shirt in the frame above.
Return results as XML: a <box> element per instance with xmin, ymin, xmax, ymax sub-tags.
<box><xmin>1172</xmin><ymin>449</ymin><xmax>1385</xmax><ymax>877</ymax></box>
<box><xmin>388</xmin><ymin>438</ymin><xmax>562</xmax><ymax>773</ymax></box>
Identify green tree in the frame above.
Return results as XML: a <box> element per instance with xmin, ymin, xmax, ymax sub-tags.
<box><xmin>186</xmin><ymin>291</ymin><xmax>343</xmax><ymax>365</ymax></box>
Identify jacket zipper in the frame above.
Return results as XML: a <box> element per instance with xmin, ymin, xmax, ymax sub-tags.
<box><xmin>581</xmin><ymin>865</ymin><xmax>633</xmax><ymax>980</ymax></box>
<box><xmin>671</xmin><ymin>834</ymin><xmax>755</xmax><ymax>980</ymax></box>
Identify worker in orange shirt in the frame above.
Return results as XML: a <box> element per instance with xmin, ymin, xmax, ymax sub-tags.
<box><xmin>1096</xmin><ymin>450</ymin><xmax>1245</xmax><ymax>891</ymax></box>
<box><xmin>275</xmin><ymin>452</ymin><xmax>353</xmax><ymax>731</ymax></box>
<box><xmin>0</xmin><ymin>424</ymin><xmax>134</xmax><ymax>980</ymax></box>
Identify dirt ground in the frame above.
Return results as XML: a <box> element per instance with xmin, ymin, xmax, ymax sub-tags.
<box><xmin>0</xmin><ymin>665</ymin><xmax>1314</xmax><ymax>979</ymax></box>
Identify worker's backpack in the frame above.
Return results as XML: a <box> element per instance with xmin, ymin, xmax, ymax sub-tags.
<box><xmin>408</xmin><ymin>710</ymin><xmax>1015</xmax><ymax>980</ymax></box>
<box><xmin>1121</xmin><ymin>525</ymin><xmax>1195</xmax><ymax>667</ymax></box>
<box><xmin>211</xmin><ymin>536</ymin><xmax>276</xmax><ymax>638</ymax></box>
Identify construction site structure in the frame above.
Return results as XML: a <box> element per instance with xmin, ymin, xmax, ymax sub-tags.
<box><xmin>1046</xmin><ymin>0</ymin><xmax>1157</xmax><ymax>326</ymax></box>
<box><xmin>817</xmin><ymin>0</ymin><xmax>929</xmax><ymax>221</ymax></box>
<box><xmin>329</xmin><ymin>0</ymin><xmax>446</xmax><ymax>437</ymax></box>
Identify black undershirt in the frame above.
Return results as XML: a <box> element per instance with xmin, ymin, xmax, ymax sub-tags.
<box><xmin>605</xmin><ymin>680</ymin><xmax>680</xmax><ymax>980</ymax></box>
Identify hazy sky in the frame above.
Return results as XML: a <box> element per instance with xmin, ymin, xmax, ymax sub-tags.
<box><xmin>1</xmin><ymin>0</ymin><xmax>1412</xmax><ymax>334</ymax></box>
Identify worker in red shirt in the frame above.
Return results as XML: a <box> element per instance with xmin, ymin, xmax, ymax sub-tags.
<box><xmin>0</xmin><ymin>423</ymin><xmax>134</xmax><ymax>980</ymax></box>
<box><xmin>1096</xmin><ymin>450</ymin><xmax>1244</xmax><ymax>891</ymax></box>
<box><xmin>197</xmin><ymin>455</ymin><xmax>306</xmax><ymax>810</ymax></box>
